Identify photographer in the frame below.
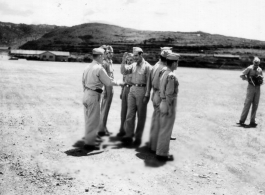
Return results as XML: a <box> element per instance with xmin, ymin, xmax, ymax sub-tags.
<box><xmin>237</xmin><ymin>57</ymin><xmax>263</xmax><ymax>127</ymax></box>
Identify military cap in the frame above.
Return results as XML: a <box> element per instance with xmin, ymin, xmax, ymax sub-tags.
<box><xmin>92</xmin><ymin>48</ymin><xmax>105</xmax><ymax>55</ymax></box>
<box><xmin>166</xmin><ymin>52</ymin><xmax>180</xmax><ymax>60</ymax></box>
<box><xmin>161</xmin><ymin>49</ymin><xmax>172</xmax><ymax>58</ymax></box>
<box><xmin>161</xmin><ymin>47</ymin><xmax>172</xmax><ymax>51</ymax></box>
<box><xmin>133</xmin><ymin>47</ymin><xmax>143</xmax><ymax>54</ymax></box>
<box><xmin>100</xmin><ymin>45</ymin><xmax>107</xmax><ymax>50</ymax></box>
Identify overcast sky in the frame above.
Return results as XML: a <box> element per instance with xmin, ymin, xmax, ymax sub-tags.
<box><xmin>0</xmin><ymin>0</ymin><xmax>264</xmax><ymax>41</ymax></box>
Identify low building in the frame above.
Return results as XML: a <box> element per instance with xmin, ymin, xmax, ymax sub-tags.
<box><xmin>213</xmin><ymin>54</ymin><xmax>240</xmax><ymax>59</ymax></box>
<box><xmin>10</xmin><ymin>49</ymin><xmax>70</xmax><ymax>61</ymax></box>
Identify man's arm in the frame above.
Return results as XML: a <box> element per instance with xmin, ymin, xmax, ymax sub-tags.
<box><xmin>145</xmin><ymin>67</ymin><xmax>153</xmax><ymax>97</ymax></box>
<box><xmin>99</xmin><ymin>68</ymin><xmax>122</xmax><ymax>87</ymax></box>
<box><xmin>82</xmin><ymin>72</ymin><xmax>86</xmax><ymax>91</ymax></box>
<box><xmin>240</xmin><ymin>67</ymin><xmax>249</xmax><ymax>81</ymax></box>
<box><xmin>143</xmin><ymin>64</ymin><xmax>153</xmax><ymax>104</ymax></box>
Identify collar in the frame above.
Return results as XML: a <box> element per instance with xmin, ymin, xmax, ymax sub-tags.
<box><xmin>136</xmin><ymin>58</ymin><xmax>145</xmax><ymax>67</ymax></box>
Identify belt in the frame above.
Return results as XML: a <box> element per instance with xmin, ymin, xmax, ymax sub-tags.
<box><xmin>85</xmin><ymin>87</ymin><xmax>103</xmax><ymax>94</ymax></box>
<box><xmin>132</xmin><ymin>83</ymin><xmax>146</xmax><ymax>87</ymax></box>
<box><xmin>125</xmin><ymin>84</ymin><xmax>132</xmax><ymax>88</ymax></box>
<box><xmin>153</xmin><ymin>88</ymin><xmax>159</xmax><ymax>91</ymax></box>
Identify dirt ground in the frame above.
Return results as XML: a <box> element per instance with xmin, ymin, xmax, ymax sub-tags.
<box><xmin>0</xmin><ymin>59</ymin><xmax>265</xmax><ymax>195</ymax></box>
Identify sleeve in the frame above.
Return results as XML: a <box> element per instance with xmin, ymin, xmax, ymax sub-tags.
<box><xmin>121</xmin><ymin>62</ymin><xmax>133</xmax><ymax>75</ymax></box>
<box><xmin>145</xmin><ymin>67</ymin><xmax>154</xmax><ymax>97</ymax></box>
<box><xmin>99</xmin><ymin>68</ymin><xmax>120</xmax><ymax>86</ymax></box>
<box><xmin>165</xmin><ymin>75</ymin><xmax>178</xmax><ymax>105</ymax></box>
<box><xmin>82</xmin><ymin>72</ymin><xmax>85</xmax><ymax>91</ymax></box>
<box><xmin>242</xmin><ymin>67</ymin><xmax>250</xmax><ymax>75</ymax></box>
<box><xmin>102</xmin><ymin>61</ymin><xmax>110</xmax><ymax>76</ymax></box>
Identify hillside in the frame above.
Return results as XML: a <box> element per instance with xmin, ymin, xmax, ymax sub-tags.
<box><xmin>0</xmin><ymin>22</ymin><xmax>66</xmax><ymax>48</ymax></box>
<box><xmin>20</xmin><ymin>23</ymin><xmax>265</xmax><ymax>54</ymax></box>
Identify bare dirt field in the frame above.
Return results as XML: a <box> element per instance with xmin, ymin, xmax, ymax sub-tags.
<box><xmin>0</xmin><ymin>59</ymin><xmax>265</xmax><ymax>195</ymax></box>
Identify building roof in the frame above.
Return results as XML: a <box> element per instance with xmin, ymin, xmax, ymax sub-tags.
<box><xmin>11</xmin><ymin>50</ymin><xmax>45</xmax><ymax>55</ymax></box>
<box><xmin>42</xmin><ymin>51</ymin><xmax>70</xmax><ymax>56</ymax></box>
<box><xmin>0</xmin><ymin>47</ymin><xmax>9</xmax><ymax>50</ymax></box>
<box><xmin>178</xmin><ymin>53</ymin><xmax>202</xmax><ymax>57</ymax></box>
<box><xmin>214</xmin><ymin>54</ymin><xmax>240</xmax><ymax>59</ymax></box>
<box><xmin>10</xmin><ymin>50</ymin><xmax>70</xmax><ymax>56</ymax></box>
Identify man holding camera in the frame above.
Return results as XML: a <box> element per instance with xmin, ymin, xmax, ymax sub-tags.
<box><xmin>238</xmin><ymin>57</ymin><xmax>263</xmax><ymax>127</ymax></box>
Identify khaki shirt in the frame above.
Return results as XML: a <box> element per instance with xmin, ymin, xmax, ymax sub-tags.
<box><xmin>123</xmin><ymin>64</ymin><xmax>133</xmax><ymax>84</ymax></box>
<box><xmin>242</xmin><ymin>65</ymin><xmax>263</xmax><ymax>78</ymax></box>
<box><xmin>82</xmin><ymin>60</ymin><xmax>117</xmax><ymax>91</ymax></box>
<box><xmin>121</xmin><ymin>59</ymin><xmax>152</xmax><ymax>85</ymax></box>
<box><xmin>102</xmin><ymin>59</ymin><xmax>114</xmax><ymax>79</ymax></box>
<box><xmin>159</xmin><ymin>68</ymin><xmax>179</xmax><ymax>105</ymax></box>
<box><xmin>145</xmin><ymin>60</ymin><xmax>166</xmax><ymax>96</ymax></box>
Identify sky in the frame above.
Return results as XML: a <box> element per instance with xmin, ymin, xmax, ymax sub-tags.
<box><xmin>0</xmin><ymin>0</ymin><xmax>264</xmax><ymax>41</ymax></box>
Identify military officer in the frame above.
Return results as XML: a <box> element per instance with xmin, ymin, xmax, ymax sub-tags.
<box><xmin>120</xmin><ymin>47</ymin><xmax>152</xmax><ymax>146</ymax></box>
<box><xmin>237</xmin><ymin>57</ymin><xmax>263</xmax><ymax>127</ymax></box>
<box><xmin>98</xmin><ymin>45</ymin><xmax>115</xmax><ymax>136</ymax></box>
<box><xmin>156</xmin><ymin>52</ymin><xmax>180</xmax><ymax>161</ymax></box>
<box><xmin>82</xmin><ymin>48</ymin><xmax>122</xmax><ymax>150</ymax></box>
<box><xmin>145</xmin><ymin>47</ymin><xmax>172</xmax><ymax>152</ymax></box>
<box><xmin>117</xmin><ymin>53</ymin><xmax>134</xmax><ymax>137</ymax></box>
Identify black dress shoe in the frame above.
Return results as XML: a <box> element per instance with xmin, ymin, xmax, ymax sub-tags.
<box><xmin>170</xmin><ymin>137</ymin><xmax>176</xmax><ymax>140</ymax></box>
<box><xmin>83</xmin><ymin>144</ymin><xmax>100</xmax><ymax>150</ymax></box>
<box><xmin>98</xmin><ymin>131</ymin><xmax>108</xmax><ymax>137</ymax></box>
<box><xmin>236</xmin><ymin>121</ymin><xmax>246</xmax><ymax>127</ymax></box>
<box><xmin>121</xmin><ymin>137</ymin><xmax>133</xmax><ymax>144</ymax></box>
<box><xmin>117</xmin><ymin>131</ymin><xmax>126</xmax><ymax>137</ymax></box>
<box><xmin>249</xmin><ymin>122</ymin><xmax>258</xmax><ymax>127</ymax></box>
<box><xmin>133</xmin><ymin>139</ymin><xmax>141</xmax><ymax>147</ymax></box>
<box><xmin>156</xmin><ymin>154</ymin><xmax>174</xmax><ymax>161</ymax></box>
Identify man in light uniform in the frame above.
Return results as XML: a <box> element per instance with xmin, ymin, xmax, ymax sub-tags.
<box><xmin>156</xmin><ymin>52</ymin><xmax>180</xmax><ymax>161</ymax></box>
<box><xmin>82</xmin><ymin>48</ymin><xmax>122</xmax><ymax>150</ymax></box>
<box><xmin>145</xmin><ymin>47</ymin><xmax>172</xmax><ymax>152</ymax></box>
<box><xmin>98</xmin><ymin>45</ymin><xmax>115</xmax><ymax>136</ymax></box>
<box><xmin>117</xmin><ymin>53</ymin><xmax>134</xmax><ymax>137</ymax></box>
<box><xmin>237</xmin><ymin>57</ymin><xmax>263</xmax><ymax>127</ymax></box>
<box><xmin>120</xmin><ymin>47</ymin><xmax>152</xmax><ymax>146</ymax></box>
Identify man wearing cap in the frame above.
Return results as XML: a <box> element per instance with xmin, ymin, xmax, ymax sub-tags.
<box><xmin>82</xmin><ymin>48</ymin><xmax>122</xmax><ymax>150</ymax></box>
<box><xmin>237</xmin><ymin>57</ymin><xmax>263</xmax><ymax>127</ymax></box>
<box><xmin>117</xmin><ymin>52</ymin><xmax>134</xmax><ymax>137</ymax></box>
<box><xmin>145</xmin><ymin>47</ymin><xmax>172</xmax><ymax>152</ymax></box>
<box><xmin>156</xmin><ymin>52</ymin><xmax>180</xmax><ymax>161</ymax></box>
<box><xmin>120</xmin><ymin>47</ymin><xmax>152</xmax><ymax>146</ymax></box>
<box><xmin>98</xmin><ymin>45</ymin><xmax>115</xmax><ymax>136</ymax></box>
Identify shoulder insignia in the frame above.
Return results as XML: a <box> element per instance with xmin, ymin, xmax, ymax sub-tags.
<box><xmin>168</xmin><ymin>73</ymin><xmax>176</xmax><ymax>80</ymax></box>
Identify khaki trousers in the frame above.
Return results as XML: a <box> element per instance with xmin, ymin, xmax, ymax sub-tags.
<box><xmin>83</xmin><ymin>90</ymin><xmax>101</xmax><ymax>145</ymax></box>
<box><xmin>119</xmin><ymin>86</ymin><xmax>133</xmax><ymax>133</ymax></box>
<box><xmin>124</xmin><ymin>86</ymin><xmax>147</xmax><ymax>140</ymax></box>
<box><xmin>156</xmin><ymin>98</ymin><xmax>177</xmax><ymax>156</ymax></box>
<box><xmin>99</xmin><ymin>86</ymin><xmax>113</xmax><ymax>132</ymax></box>
<box><xmin>149</xmin><ymin>90</ymin><xmax>161</xmax><ymax>151</ymax></box>
<box><xmin>240</xmin><ymin>84</ymin><xmax>260</xmax><ymax>123</ymax></box>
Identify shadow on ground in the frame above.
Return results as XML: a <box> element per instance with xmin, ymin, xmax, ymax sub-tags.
<box><xmin>135</xmin><ymin>145</ymin><xmax>166</xmax><ymax>167</ymax></box>
<box><xmin>64</xmin><ymin>140</ymin><xmax>104</xmax><ymax>157</ymax></box>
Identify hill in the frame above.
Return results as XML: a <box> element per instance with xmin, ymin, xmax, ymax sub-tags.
<box><xmin>0</xmin><ymin>21</ymin><xmax>66</xmax><ymax>48</ymax></box>
<box><xmin>20</xmin><ymin>23</ymin><xmax>265</xmax><ymax>54</ymax></box>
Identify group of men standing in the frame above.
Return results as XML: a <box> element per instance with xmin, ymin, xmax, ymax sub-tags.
<box><xmin>82</xmin><ymin>44</ymin><xmax>263</xmax><ymax>162</ymax></box>
<box><xmin>82</xmin><ymin>45</ymin><xmax>180</xmax><ymax>161</ymax></box>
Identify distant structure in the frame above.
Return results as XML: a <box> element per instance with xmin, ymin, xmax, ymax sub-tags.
<box><xmin>0</xmin><ymin>47</ymin><xmax>10</xmax><ymax>59</ymax></box>
<box><xmin>9</xmin><ymin>49</ymin><xmax>70</xmax><ymax>62</ymax></box>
